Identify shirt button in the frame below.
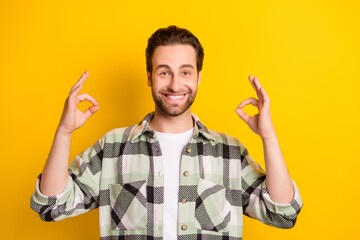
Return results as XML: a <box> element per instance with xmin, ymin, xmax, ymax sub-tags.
<box><xmin>181</xmin><ymin>224</ymin><xmax>187</xmax><ymax>231</ymax></box>
<box><xmin>186</xmin><ymin>147</ymin><xmax>191</xmax><ymax>153</ymax></box>
<box><xmin>181</xmin><ymin>198</ymin><xmax>187</xmax><ymax>204</ymax></box>
<box><xmin>183</xmin><ymin>171</ymin><xmax>189</xmax><ymax>177</ymax></box>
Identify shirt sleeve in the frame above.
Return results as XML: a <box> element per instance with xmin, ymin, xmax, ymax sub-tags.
<box><xmin>30</xmin><ymin>135</ymin><xmax>105</xmax><ymax>222</ymax></box>
<box><xmin>240</xmin><ymin>142</ymin><xmax>303</xmax><ymax>229</ymax></box>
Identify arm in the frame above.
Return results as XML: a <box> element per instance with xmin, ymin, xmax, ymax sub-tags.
<box><xmin>31</xmin><ymin>136</ymin><xmax>105</xmax><ymax>221</ymax></box>
<box><xmin>262</xmin><ymin>134</ymin><xmax>294</xmax><ymax>204</ymax></box>
<box><xmin>239</xmin><ymin>142</ymin><xmax>303</xmax><ymax>229</ymax></box>
<box><xmin>39</xmin><ymin>70</ymin><xmax>99</xmax><ymax>196</ymax></box>
<box><xmin>236</xmin><ymin>75</ymin><xmax>303</xmax><ymax>228</ymax></box>
<box><xmin>39</xmin><ymin>128</ymin><xmax>71</xmax><ymax>196</ymax></box>
<box><xmin>235</xmin><ymin>74</ymin><xmax>294</xmax><ymax>203</ymax></box>
<box><xmin>30</xmin><ymin>71</ymin><xmax>102</xmax><ymax>221</ymax></box>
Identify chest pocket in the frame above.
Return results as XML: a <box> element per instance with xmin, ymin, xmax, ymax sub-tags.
<box><xmin>195</xmin><ymin>178</ymin><xmax>231</xmax><ymax>232</ymax></box>
<box><xmin>109</xmin><ymin>180</ymin><xmax>147</xmax><ymax>231</ymax></box>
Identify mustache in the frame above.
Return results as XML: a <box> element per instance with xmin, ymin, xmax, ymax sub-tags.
<box><xmin>160</xmin><ymin>88</ymin><xmax>192</xmax><ymax>94</ymax></box>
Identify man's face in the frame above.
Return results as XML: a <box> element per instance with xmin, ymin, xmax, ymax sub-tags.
<box><xmin>147</xmin><ymin>44</ymin><xmax>201</xmax><ymax>117</ymax></box>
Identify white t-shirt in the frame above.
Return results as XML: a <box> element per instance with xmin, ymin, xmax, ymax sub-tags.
<box><xmin>154</xmin><ymin>128</ymin><xmax>194</xmax><ymax>240</ymax></box>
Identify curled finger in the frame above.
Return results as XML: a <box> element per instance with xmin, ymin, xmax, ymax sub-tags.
<box><xmin>237</xmin><ymin>97</ymin><xmax>259</xmax><ymax>109</ymax></box>
<box><xmin>76</xmin><ymin>93</ymin><xmax>99</xmax><ymax>106</ymax></box>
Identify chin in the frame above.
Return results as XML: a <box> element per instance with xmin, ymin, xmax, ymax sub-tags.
<box><xmin>152</xmin><ymin>92</ymin><xmax>196</xmax><ymax>117</ymax></box>
<box><xmin>160</xmin><ymin>107</ymin><xmax>190</xmax><ymax>117</ymax></box>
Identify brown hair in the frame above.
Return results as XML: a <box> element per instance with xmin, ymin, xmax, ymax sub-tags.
<box><xmin>145</xmin><ymin>25</ymin><xmax>204</xmax><ymax>75</ymax></box>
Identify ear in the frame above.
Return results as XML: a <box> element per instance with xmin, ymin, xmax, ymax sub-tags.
<box><xmin>147</xmin><ymin>72</ymin><xmax>151</xmax><ymax>87</ymax></box>
<box><xmin>197</xmin><ymin>71</ymin><xmax>201</xmax><ymax>85</ymax></box>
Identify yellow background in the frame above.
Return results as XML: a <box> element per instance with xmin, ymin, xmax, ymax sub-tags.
<box><xmin>1</xmin><ymin>0</ymin><xmax>359</xmax><ymax>239</ymax></box>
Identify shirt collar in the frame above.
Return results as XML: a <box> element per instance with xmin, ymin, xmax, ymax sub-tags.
<box><xmin>129</xmin><ymin>111</ymin><xmax>216</xmax><ymax>143</ymax></box>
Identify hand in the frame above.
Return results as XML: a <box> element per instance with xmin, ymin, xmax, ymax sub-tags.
<box><xmin>235</xmin><ymin>75</ymin><xmax>276</xmax><ymax>139</ymax></box>
<box><xmin>57</xmin><ymin>71</ymin><xmax>99</xmax><ymax>135</ymax></box>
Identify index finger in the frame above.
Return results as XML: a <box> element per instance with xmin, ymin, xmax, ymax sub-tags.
<box><xmin>70</xmin><ymin>71</ymin><xmax>89</xmax><ymax>94</ymax></box>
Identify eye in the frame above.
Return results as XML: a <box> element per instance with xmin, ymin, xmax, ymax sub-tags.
<box><xmin>183</xmin><ymin>71</ymin><xmax>191</xmax><ymax>75</ymax></box>
<box><xmin>160</xmin><ymin>72</ymin><xmax>168</xmax><ymax>75</ymax></box>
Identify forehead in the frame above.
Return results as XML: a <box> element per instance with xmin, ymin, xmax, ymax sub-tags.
<box><xmin>152</xmin><ymin>44</ymin><xmax>196</xmax><ymax>68</ymax></box>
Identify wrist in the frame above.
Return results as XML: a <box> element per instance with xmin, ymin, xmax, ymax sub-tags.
<box><xmin>56</xmin><ymin>127</ymin><xmax>73</xmax><ymax>138</ymax></box>
<box><xmin>260</xmin><ymin>132</ymin><xmax>278</xmax><ymax>142</ymax></box>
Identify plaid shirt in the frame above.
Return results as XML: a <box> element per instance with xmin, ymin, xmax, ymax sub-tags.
<box><xmin>30</xmin><ymin>111</ymin><xmax>303</xmax><ymax>239</ymax></box>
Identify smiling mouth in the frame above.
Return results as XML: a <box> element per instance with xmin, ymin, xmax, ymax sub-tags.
<box><xmin>162</xmin><ymin>94</ymin><xmax>186</xmax><ymax>100</ymax></box>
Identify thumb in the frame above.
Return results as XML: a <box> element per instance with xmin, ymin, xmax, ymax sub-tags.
<box><xmin>84</xmin><ymin>105</ymin><xmax>99</xmax><ymax>119</ymax></box>
<box><xmin>235</xmin><ymin>108</ymin><xmax>250</xmax><ymax>124</ymax></box>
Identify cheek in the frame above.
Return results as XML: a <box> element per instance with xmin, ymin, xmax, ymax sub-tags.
<box><xmin>151</xmin><ymin>81</ymin><xmax>164</xmax><ymax>92</ymax></box>
<box><xmin>189</xmin><ymin>81</ymin><xmax>198</xmax><ymax>90</ymax></box>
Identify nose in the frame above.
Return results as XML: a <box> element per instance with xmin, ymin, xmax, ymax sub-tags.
<box><xmin>168</xmin><ymin>74</ymin><xmax>182</xmax><ymax>92</ymax></box>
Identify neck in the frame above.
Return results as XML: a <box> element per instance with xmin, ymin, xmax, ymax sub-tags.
<box><xmin>149</xmin><ymin>107</ymin><xmax>194</xmax><ymax>133</ymax></box>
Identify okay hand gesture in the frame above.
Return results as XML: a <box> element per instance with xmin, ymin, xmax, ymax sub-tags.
<box><xmin>57</xmin><ymin>71</ymin><xmax>99</xmax><ymax>135</ymax></box>
<box><xmin>235</xmin><ymin>75</ymin><xmax>276</xmax><ymax>140</ymax></box>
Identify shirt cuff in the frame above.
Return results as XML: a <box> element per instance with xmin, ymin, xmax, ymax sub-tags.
<box><xmin>32</xmin><ymin>173</ymin><xmax>74</xmax><ymax>205</ymax></box>
<box><xmin>261</xmin><ymin>178</ymin><xmax>303</xmax><ymax>216</ymax></box>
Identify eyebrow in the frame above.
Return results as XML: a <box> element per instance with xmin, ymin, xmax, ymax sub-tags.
<box><xmin>156</xmin><ymin>64</ymin><xmax>194</xmax><ymax>70</ymax></box>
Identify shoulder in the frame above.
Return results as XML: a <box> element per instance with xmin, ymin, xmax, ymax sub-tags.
<box><xmin>205</xmin><ymin>128</ymin><xmax>248</xmax><ymax>154</ymax></box>
<box><xmin>101</xmin><ymin>124</ymin><xmax>138</xmax><ymax>143</ymax></box>
<box><xmin>207</xmin><ymin>129</ymin><xmax>244</xmax><ymax>147</ymax></box>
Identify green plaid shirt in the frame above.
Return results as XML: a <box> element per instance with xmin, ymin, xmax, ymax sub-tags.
<box><xmin>30</xmin><ymin>112</ymin><xmax>303</xmax><ymax>239</ymax></box>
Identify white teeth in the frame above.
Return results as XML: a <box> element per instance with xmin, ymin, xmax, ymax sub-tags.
<box><xmin>167</xmin><ymin>94</ymin><xmax>185</xmax><ymax>99</ymax></box>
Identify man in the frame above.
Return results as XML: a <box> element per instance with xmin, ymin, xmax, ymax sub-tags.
<box><xmin>30</xmin><ymin>25</ymin><xmax>303</xmax><ymax>239</ymax></box>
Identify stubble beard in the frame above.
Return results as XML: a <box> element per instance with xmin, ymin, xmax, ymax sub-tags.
<box><xmin>151</xmin><ymin>88</ymin><xmax>197</xmax><ymax>117</ymax></box>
